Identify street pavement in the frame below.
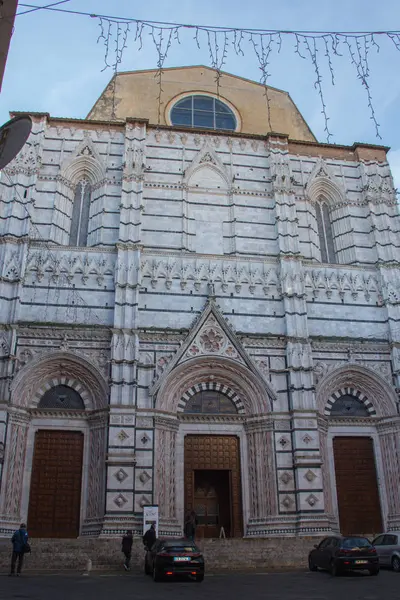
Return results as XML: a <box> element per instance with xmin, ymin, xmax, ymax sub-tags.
<box><xmin>1</xmin><ymin>569</ymin><xmax>400</xmax><ymax>600</ymax></box>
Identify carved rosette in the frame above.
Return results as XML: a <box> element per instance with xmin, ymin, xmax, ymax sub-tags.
<box><xmin>185</xmin><ymin>317</ymin><xmax>243</xmax><ymax>363</ymax></box>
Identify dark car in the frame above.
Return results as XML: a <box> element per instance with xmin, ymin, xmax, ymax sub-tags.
<box><xmin>145</xmin><ymin>538</ymin><xmax>205</xmax><ymax>582</ymax></box>
<box><xmin>308</xmin><ymin>536</ymin><xmax>379</xmax><ymax>576</ymax></box>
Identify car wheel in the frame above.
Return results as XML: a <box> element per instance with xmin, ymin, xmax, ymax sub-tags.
<box><xmin>195</xmin><ymin>574</ymin><xmax>204</xmax><ymax>582</ymax></box>
<box><xmin>330</xmin><ymin>561</ymin><xmax>339</xmax><ymax>577</ymax></box>
<box><xmin>392</xmin><ymin>556</ymin><xmax>400</xmax><ymax>573</ymax></box>
<box><xmin>153</xmin><ymin>563</ymin><xmax>161</xmax><ymax>582</ymax></box>
<box><xmin>144</xmin><ymin>560</ymin><xmax>150</xmax><ymax>575</ymax></box>
<box><xmin>369</xmin><ymin>567</ymin><xmax>379</xmax><ymax>576</ymax></box>
<box><xmin>308</xmin><ymin>557</ymin><xmax>318</xmax><ymax>572</ymax></box>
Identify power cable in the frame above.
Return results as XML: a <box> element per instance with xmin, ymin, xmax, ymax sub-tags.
<box><xmin>17</xmin><ymin>1</ymin><xmax>72</xmax><ymax>17</ymax></box>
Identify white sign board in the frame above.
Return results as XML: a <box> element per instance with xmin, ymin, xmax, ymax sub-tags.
<box><xmin>143</xmin><ymin>505</ymin><xmax>159</xmax><ymax>537</ymax></box>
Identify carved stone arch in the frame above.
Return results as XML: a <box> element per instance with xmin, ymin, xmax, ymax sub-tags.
<box><xmin>10</xmin><ymin>351</ymin><xmax>109</xmax><ymax>411</ymax></box>
<box><xmin>50</xmin><ymin>136</ymin><xmax>106</xmax><ymax>245</ymax></box>
<box><xmin>184</xmin><ymin>141</ymin><xmax>231</xmax><ymax>188</ymax></box>
<box><xmin>60</xmin><ymin>136</ymin><xmax>106</xmax><ymax>186</ymax></box>
<box><xmin>178</xmin><ymin>381</ymin><xmax>245</xmax><ymax>414</ymax></box>
<box><xmin>155</xmin><ymin>355</ymin><xmax>272</xmax><ymax>416</ymax></box>
<box><xmin>324</xmin><ymin>387</ymin><xmax>376</xmax><ymax>416</ymax></box>
<box><xmin>316</xmin><ymin>363</ymin><xmax>398</xmax><ymax>418</ymax></box>
<box><xmin>60</xmin><ymin>155</ymin><xmax>106</xmax><ymax>187</ymax></box>
<box><xmin>306</xmin><ymin>159</ymin><xmax>345</xmax><ymax>206</ymax></box>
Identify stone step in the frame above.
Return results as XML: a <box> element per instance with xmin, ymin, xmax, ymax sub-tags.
<box><xmin>0</xmin><ymin>537</ymin><xmax>317</xmax><ymax>572</ymax></box>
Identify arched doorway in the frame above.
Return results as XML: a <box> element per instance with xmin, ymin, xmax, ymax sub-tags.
<box><xmin>0</xmin><ymin>352</ymin><xmax>109</xmax><ymax>538</ymax></box>
<box><xmin>329</xmin><ymin>394</ymin><xmax>382</xmax><ymax>535</ymax></box>
<box><xmin>182</xmin><ymin>389</ymin><xmax>243</xmax><ymax>538</ymax></box>
<box><xmin>28</xmin><ymin>385</ymin><xmax>86</xmax><ymax>538</ymax></box>
<box><xmin>317</xmin><ymin>365</ymin><xmax>400</xmax><ymax>536</ymax></box>
<box><xmin>153</xmin><ymin>355</ymin><xmax>276</xmax><ymax>537</ymax></box>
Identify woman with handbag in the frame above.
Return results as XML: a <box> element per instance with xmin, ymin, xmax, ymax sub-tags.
<box><xmin>9</xmin><ymin>523</ymin><xmax>30</xmax><ymax>576</ymax></box>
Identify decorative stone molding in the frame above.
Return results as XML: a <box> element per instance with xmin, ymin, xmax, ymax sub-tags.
<box><xmin>305</xmin><ymin>158</ymin><xmax>346</xmax><ymax>206</ymax></box>
<box><xmin>178</xmin><ymin>381</ymin><xmax>245</xmax><ymax>414</ymax></box>
<box><xmin>183</xmin><ymin>140</ymin><xmax>232</xmax><ymax>187</ymax></box>
<box><xmin>141</xmin><ymin>256</ymin><xmax>280</xmax><ymax>296</ymax></box>
<box><xmin>324</xmin><ymin>387</ymin><xmax>376</xmax><ymax>416</ymax></box>
<box><xmin>156</xmin><ymin>355</ymin><xmax>272</xmax><ymax>416</ymax></box>
<box><xmin>10</xmin><ymin>351</ymin><xmax>109</xmax><ymax>411</ymax></box>
<box><xmin>151</xmin><ymin>299</ymin><xmax>276</xmax><ymax>408</ymax></box>
<box><xmin>316</xmin><ymin>363</ymin><xmax>398</xmax><ymax>417</ymax></box>
<box><xmin>304</xmin><ymin>267</ymin><xmax>380</xmax><ymax>302</ymax></box>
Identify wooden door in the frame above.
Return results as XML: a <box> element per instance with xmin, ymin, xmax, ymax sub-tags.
<box><xmin>333</xmin><ymin>436</ymin><xmax>382</xmax><ymax>536</ymax></box>
<box><xmin>28</xmin><ymin>430</ymin><xmax>84</xmax><ymax>538</ymax></box>
<box><xmin>184</xmin><ymin>435</ymin><xmax>242</xmax><ymax>537</ymax></box>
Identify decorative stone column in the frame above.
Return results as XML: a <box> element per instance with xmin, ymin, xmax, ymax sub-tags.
<box><xmin>0</xmin><ymin>409</ymin><xmax>30</xmax><ymax>534</ymax></box>
<box><xmin>377</xmin><ymin>418</ymin><xmax>400</xmax><ymax>530</ymax></box>
<box><xmin>245</xmin><ymin>417</ymin><xmax>277</xmax><ymax>535</ymax></box>
<box><xmin>82</xmin><ymin>410</ymin><xmax>108</xmax><ymax>536</ymax></box>
<box><xmin>317</xmin><ymin>416</ymin><xmax>339</xmax><ymax>531</ymax></box>
<box><xmin>154</xmin><ymin>416</ymin><xmax>180</xmax><ymax>536</ymax></box>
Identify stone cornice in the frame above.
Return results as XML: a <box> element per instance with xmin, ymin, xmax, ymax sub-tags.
<box><xmin>154</xmin><ymin>415</ymin><xmax>179</xmax><ymax>431</ymax></box>
<box><xmin>28</xmin><ymin>241</ymin><xmax>117</xmax><ymax>254</ymax></box>
<box><xmin>178</xmin><ymin>413</ymin><xmax>246</xmax><ymax>424</ymax></box>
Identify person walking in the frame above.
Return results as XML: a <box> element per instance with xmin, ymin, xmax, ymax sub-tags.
<box><xmin>10</xmin><ymin>523</ymin><xmax>29</xmax><ymax>576</ymax></box>
<box><xmin>121</xmin><ymin>529</ymin><xmax>133</xmax><ymax>571</ymax></box>
<box><xmin>143</xmin><ymin>523</ymin><xmax>156</xmax><ymax>550</ymax></box>
<box><xmin>184</xmin><ymin>511</ymin><xmax>197</xmax><ymax>541</ymax></box>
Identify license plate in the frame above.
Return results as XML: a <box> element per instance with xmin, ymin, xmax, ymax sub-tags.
<box><xmin>355</xmin><ymin>560</ymin><xmax>368</xmax><ymax>564</ymax></box>
<box><xmin>174</xmin><ymin>557</ymin><xmax>190</xmax><ymax>562</ymax></box>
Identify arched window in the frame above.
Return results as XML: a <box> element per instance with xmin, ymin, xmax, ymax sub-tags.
<box><xmin>170</xmin><ymin>95</ymin><xmax>237</xmax><ymax>131</ymax></box>
<box><xmin>38</xmin><ymin>384</ymin><xmax>85</xmax><ymax>410</ymax></box>
<box><xmin>70</xmin><ymin>179</ymin><xmax>91</xmax><ymax>246</ymax></box>
<box><xmin>330</xmin><ymin>394</ymin><xmax>369</xmax><ymax>417</ymax></box>
<box><xmin>315</xmin><ymin>199</ymin><xmax>336</xmax><ymax>263</ymax></box>
<box><xmin>184</xmin><ymin>390</ymin><xmax>238</xmax><ymax>414</ymax></box>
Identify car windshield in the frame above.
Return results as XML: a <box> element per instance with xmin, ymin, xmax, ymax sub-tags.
<box><xmin>161</xmin><ymin>544</ymin><xmax>197</xmax><ymax>553</ymax></box>
<box><xmin>342</xmin><ymin>537</ymin><xmax>372</xmax><ymax>549</ymax></box>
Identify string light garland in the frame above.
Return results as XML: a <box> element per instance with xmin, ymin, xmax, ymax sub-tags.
<box><xmin>17</xmin><ymin>4</ymin><xmax>400</xmax><ymax>141</ymax></box>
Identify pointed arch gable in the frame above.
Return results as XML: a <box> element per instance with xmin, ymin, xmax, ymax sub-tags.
<box><xmin>150</xmin><ymin>298</ymin><xmax>277</xmax><ymax>404</ymax></box>
<box><xmin>184</xmin><ymin>142</ymin><xmax>232</xmax><ymax>187</ymax></box>
<box><xmin>60</xmin><ymin>136</ymin><xmax>106</xmax><ymax>185</ymax></box>
<box><xmin>11</xmin><ymin>351</ymin><xmax>109</xmax><ymax>411</ymax></box>
<box><xmin>316</xmin><ymin>363</ymin><xmax>398</xmax><ymax>418</ymax></box>
<box><xmin>306</xmin><ymin>159</ymin><xmax>345</xmax><ymax>206</ymax></box>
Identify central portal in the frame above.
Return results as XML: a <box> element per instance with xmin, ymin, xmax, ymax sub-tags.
<box><xmin>184</xmin><ymin>435</ymin><xmax>242</xmax><ymax>538</ymax></box>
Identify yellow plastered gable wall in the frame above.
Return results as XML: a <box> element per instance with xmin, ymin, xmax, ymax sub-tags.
<box><xmin>87</xmin><ymin>66</ymin><xmax>316</xmax><ymax>142</ymax></box>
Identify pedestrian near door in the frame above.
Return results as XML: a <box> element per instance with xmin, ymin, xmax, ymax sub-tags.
<box><xmin>9</xmin><ymin>523</ymin><xmax>29</xmax><ymax>576</ymax></box>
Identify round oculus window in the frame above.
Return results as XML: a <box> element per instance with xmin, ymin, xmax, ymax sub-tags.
<box><xmin>170</xmin><ymin>95</ymin><xmax>237</xmax><ymax>131</ymax></box>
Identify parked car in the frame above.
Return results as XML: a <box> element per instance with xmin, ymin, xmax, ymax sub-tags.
<box><xmin>371</xmin><ymin>532</ymin><xmax>400</xmax><ymax>571</ymax></box>
<box><xmin>144</xmin><ymin>538</ymin><xmax>205</xmax><ymax>582</ymax></box>
<box><xmin>308</xmin><ymin>536</ymin><xmax>379</xmax><ymax>576</ymax></box>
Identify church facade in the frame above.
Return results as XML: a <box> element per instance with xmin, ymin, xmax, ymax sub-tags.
<box><xmin>0</xmin><ymin>66</ymin><xmax>400</xmax><ymax>540</ymax></box>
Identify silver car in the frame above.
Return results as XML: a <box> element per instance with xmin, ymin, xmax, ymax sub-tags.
<box><xmin>372</xmin><ymin>532</ymin><xmax>400</xmax><ymax>571</ymax></box>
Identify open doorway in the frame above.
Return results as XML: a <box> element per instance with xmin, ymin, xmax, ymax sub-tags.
<box><xmin>193</xmin><ymin>470</ymin><xmax>231</xmax><ymax>538</ymax></box>
<box><xmin>184</xmin><ymin>435</ymin><xmax>243</xmax><ymax>537</ymax></box>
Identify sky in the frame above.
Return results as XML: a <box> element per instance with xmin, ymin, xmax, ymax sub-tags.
<box><xmin>2</xmin><ymin>0</ymin><xmax>400</xmax><ymax>186</ymax></box>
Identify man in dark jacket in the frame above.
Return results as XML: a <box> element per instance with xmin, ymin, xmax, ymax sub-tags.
<box><xmin>143</xmin><ymin>523</ymin><xmax>156</xmax><ymax>550</ymax></box>
<box><xmin>121</xmin><ymin>529</ymin><xmax>133</xmax><ymax>571</ymax></box>
<box><xmin>10</xmin><ymin>523</ymin><xmax>29</xmax><ymax>576</ymax></box>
